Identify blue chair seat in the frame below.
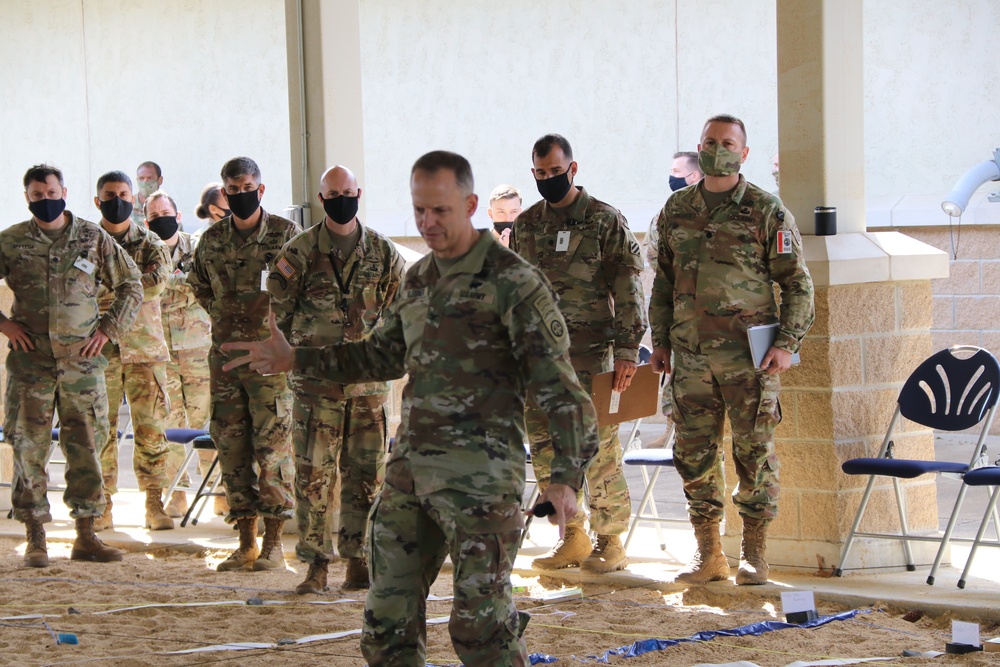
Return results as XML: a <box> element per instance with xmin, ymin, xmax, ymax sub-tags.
<box><xmin>961</xmin><ymin>466</ymin><xmax>1000</xmax><ymax>487</ymax></box>
<box><xmin>842</xmin><ymin>458</ymin><xmax>968</xmax><ymax>479</ymax></box>
<box><xmin>165</xmin><ymin>428</ymin><xmax>208</xmax><ymax>445</ymax></box>
<box><xmin>623</xmin><ymin>449</ymin><xmax>675</xmax><ymax>467</ymax></box>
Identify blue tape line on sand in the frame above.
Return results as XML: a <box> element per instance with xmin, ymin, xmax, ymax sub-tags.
<box><xmin>429</xmin><ymin>609</ymin><xmax>865</xmax><ymax>666</ymax></box>
<box><xmin>589</xmin><ymin>608</ymin><xmax>866</xmax><ymax>663</ymax></box>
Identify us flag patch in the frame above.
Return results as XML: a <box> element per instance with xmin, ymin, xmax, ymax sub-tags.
<box><xmin>275</xmin><ymin>256</ymin><xmax>297</xmax><ymax>279</ymax></box>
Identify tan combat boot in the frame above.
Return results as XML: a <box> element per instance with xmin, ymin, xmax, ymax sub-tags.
<box><xmin>164</xmin><ymin>490</ymin><xmax>189</xmax><ymax>518</ymax></box>
<box><xmin>93</xmin><ymin>494</ymin><xmax>114</xmax><ymax>532</ymax></box>
<box><xmin>145</xmin><ymin>489</ymin><xmax>175</xmax><ymax>530</ymax></box>
<box><xmin>217</xmin><ymin>516</ymin><xmax>260</xmax><ymax>571</ymax></box>
<box><xmin>674</xmin><ymin>519</ymin><xmax>730</xmax><ymax>584</ymax></box>
<box><xmin>581</xmin><ymin>534</ymin><xmax>628</xmax><ymax>574</ymax></box>
<box><xmin>736</xmin><ymin>517</ymin><xmax>769</xmax><ymax>585</ymax></box>
<box><xmin>295</xmin><ymin>557</ymin><xmax>330</xmax><ymax>594</ymax></box>
<box><xmin>531</xmin><ymin>526</ymin><xmax>593</xmax><ymax>570</ymax></box>
<box><xmin>24</xmin><ymin>519</ymin><xmax>49</xmax><ymax>568</ymax></box>
<box><xmin>251</xmin><ymin>518</ymin><xmax>287</xmax><ymax>571</ymax></box>
<box><xmin>71</xmin><ymin>516</ymin><xmax>124</xmax><ymax>562</ymax></box>
<box><xmin>343</xmin><ymin>556</ymin><xmax>370</xmax><ymax>590</ymax></box>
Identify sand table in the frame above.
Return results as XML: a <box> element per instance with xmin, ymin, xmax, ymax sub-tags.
<box><xmin>1</xmin><ymin>536</ymin><xmax>997</xmax><ymax>666</ymax></box>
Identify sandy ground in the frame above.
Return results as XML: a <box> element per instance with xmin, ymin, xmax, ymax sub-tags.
<box><xmin>2</xmin><ymin>536</ymin><xmax>999</xmax><ymax>667</ymax></box>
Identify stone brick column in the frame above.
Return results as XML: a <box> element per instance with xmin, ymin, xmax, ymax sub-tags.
<box><xmin>717</xmin><ymin>0</ymin><xmax>950</xmax><ymax>571</ymax></box>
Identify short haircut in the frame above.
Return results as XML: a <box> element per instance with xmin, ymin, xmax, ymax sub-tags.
<box><xmin>410</xmin><ymin>151</ymin><xmax>474</xmax><ymax>194</ymax></box>
<box><xmin>489</xmin><ymin>184</ymin><xmax>521</xmax><ymax>203</ymax></box>
<box><xmin>144</xmin><ymin>189</ymin><xmax>178</xmax><ymax>214</ymax></box>
<box><xmin>23</xmin><ymin>163</ymin><xmax>64</xmax><ymax>189</ymax></box>
<box><xmin>703</xmin><ymin>114</ymin><xmax>747</xmax><ymax>143</ymax></box>
<box><xmin>221</xmin><ymin>156</ymin><xmax>261</xmax><ymax>183</ymax></box>
<box><xmin>97</xmin><ymin>170</ymin><xmax>133</xmax><ymax>193</ymax></box>
<box><xmin>532</xmin><ymin>133</ymin><xmax>573</xmax><ymax>161</ymax></box>
<box><xmin>138</xmin><ymin>160</ymin><xmax>162</xmax><ymax>179</ymax></box>
<box><xmin>196</xmin><ymin>182</ymin><xmax>225</xmax><ymax>219</ymax></box>
<box><xmin>673</xmin><ymin>151</ymin><xmax>699</xmax><ymax>172</ymax></box>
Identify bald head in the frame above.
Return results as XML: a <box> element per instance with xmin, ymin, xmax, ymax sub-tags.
<box><xmin>320</xmin><ymin>165</ymin><xmax>360</xmax><ymax>198</ymax></box>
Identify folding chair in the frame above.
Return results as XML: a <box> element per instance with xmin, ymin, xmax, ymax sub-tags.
<box><xmin>180</xmin><ymin>435</ymin><xmax>224</xmax><ymax>527</ymax></box>
<box><xmin>622</xmin><ymin>423</ymin><xmax>686</xmax><ymax>551</ymax></box>
<box><xmin>163</xmin><ymin>428</ymin><xmax>211</xmax><ymax>498</ymax></box>
<box><xmin>834</xmin><ymin>346</ymin><xmax>1000</xmax><ymax>584</ymax></box>
<box><xmin>954</xmin><ymin>465</ymin><xmax>1000</xmax><ymax>588</ymax></box>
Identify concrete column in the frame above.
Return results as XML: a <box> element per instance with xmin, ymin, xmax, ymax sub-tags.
<box><xmin>719</xmin><ymin>0</ymin><xmax>951</xmax><ymax>572</ymax></box>
<box><xmin>284</xmin><ymin>0</ymin><xmax>367</xmax><ymax>227</ymax></box>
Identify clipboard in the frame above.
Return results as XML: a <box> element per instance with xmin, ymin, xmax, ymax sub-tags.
<box><xmin>747</xmin><ymin>323</ymin><xmax>800</xmax><ymax>369</ymax></box>
<box><xmin>590</xmin><ymin>363</ymin><xmax>661</xmax><ymax>426</ymax></box>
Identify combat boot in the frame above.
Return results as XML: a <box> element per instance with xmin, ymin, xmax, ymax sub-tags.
<box><xmin>145</xmin><ymin>489</ymin><xmax>175</xmax><ymax>530</ymax></box>
<box><xmin>71</xmin><ymin>516</ymin><xmax>124</xmax><ymax>562</ymax></box>
<box><xmin>164</xmin><ymin>490</ymin><xmax>189</xmax><ymax>518</ymax></box>
<box><xmin>251</xmin><ymin>518</ymin><xmax>287</xmax><ymax>571</ymax></box>
<box><xmin>343</xmin><ymin>556</ymin><xmax>370</xmax><ymax>590</ymax></box>
<box><xmin>24</xmin><ymin>519</ymin><xmax>49</xmax><ymax>568</ymax></box>
<box><xmin>93</xmin><ymin>494</ymin><xmax>114</xmax><ymax>532</ymax></box>
<box><xmin>581</xmin><ymin>534</ymin><xmax>628</xmax><ymax>574</ymax></box>
<box><xmin>531</xmin><ymin>526</ymin><xmax>593</xmax><ymax>570</ymax></box>
<box><xmin>736</xmin><ymin>517</ymin><xmax>770</xmax><ymax>585</ymax></box>
<box><xmin>295</xmin><ymin>557</ymin><xmax>329</xmax><ymax>594</ymax></box>
<box><xmin>674</xmin><ymin>519</ymin><xmax>730</xmax><ymax>584</ymax></box>
<box><xmin>217</xmin><ymin>516</ymin><xmax>260</xmax><ymax>571</ymax></box>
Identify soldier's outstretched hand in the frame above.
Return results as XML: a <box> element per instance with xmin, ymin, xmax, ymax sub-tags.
<box><xmin>221</xmin><ymin>312</ymin><xmax>293</xmax><ymax>375</ymax></box>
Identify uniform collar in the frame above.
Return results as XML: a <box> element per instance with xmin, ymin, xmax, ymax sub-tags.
<box><xmin>693</xmin><ymin>174</ymin><xmax>749</xmax><ymax>210</ymax></box>
<box><xmin>317</xmin><ymin>219</ymin><xmax>369</xmax><ymax>258</ymax></box>
<box><xmin>416</xmin><ymin>229</ymin><xmax>493</xmax><ymax>279</ymax></box>
<box><xmin>222</xmin><ymin>209</ymin><xmax>272</xmax><ymax>244</ymax></box>
<box><xmin>26</xmin><ymin>210</ymin><xmax>82</xmax><ymax>243</ymax></box>
<box><xmin>544</xmin><ymin>185</ymin><xmax>590</xmax><ymax>222</ymax></box>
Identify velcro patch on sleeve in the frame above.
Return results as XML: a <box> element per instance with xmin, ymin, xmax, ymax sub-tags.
<box><xmin>275</xmin><ymin>256</ymin><xmax>297</xmax><ymax>279</ymax></box>
<box><xmin>532</xmin><ymin>290</ymin><xmax>568</xmax><ymax>347</ymax></box>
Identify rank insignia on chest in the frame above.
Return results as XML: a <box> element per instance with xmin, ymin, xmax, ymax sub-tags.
<box><xmin>777</xmin><ymin>230</ymin><xmax>793</xmax><ymax>254</ymax></box>
<box><xmin>275</xmin><ymin>256</ymin><xmax>297</xmax><ymax>279</ymax></box>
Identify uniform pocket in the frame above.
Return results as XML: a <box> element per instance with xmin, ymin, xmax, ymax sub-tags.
<box><xmin>754</xmin><ymin>371</ymin><xmax>782</xmax><ymax>433</ymax></box>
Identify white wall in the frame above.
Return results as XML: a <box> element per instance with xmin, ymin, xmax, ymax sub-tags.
<box><xmin>0</xmin><ymin>0</ymin><xmax>292</xmax><ymax>233</ymax></box>
<box><xmin>2</xmin><ymin>1</ymin><xmax>998</xmax><ymax>236</ymax></box>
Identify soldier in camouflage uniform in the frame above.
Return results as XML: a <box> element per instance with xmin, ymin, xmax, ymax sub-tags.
<box><xmin>222</xmin><ymin>151</ymin><xmax>598</xmax><ymax>667</ymax></box>
<box><xmin>132</xmin><ymin>161</ymin><xmax>162</xmax><ymax>227</ymax></box>
<box><xmin>0</xmin><ymin>164</ymin><xmax>142</xmax><ymax>566</ymax></box>
<box><xmin>143</xmin><ymin>191</ymin><xmax>216</xmax><ymax>518</ymax></box>
<box><xmin>649</xmin><ymin>115</ymin><xmax>814</xmax><ymax>585</ymax></box>
<box><xmin>92</xmin><ymin>171</ymin><xmax>174</xmax><ymax>532</ymax></box>
<box><xmin>268</xmin><ymin>165</ymin><xmax>404</xmax><ymax>593</ymax></box>
<box><xmin>510</xmin><ymin>134</ymin><xmax>647</xmax><ymax>574</ymax></box>
<box><xmin>189</xmin><ymin>156</ymin><xmax>301</xmax><ymax>572</ymax></box>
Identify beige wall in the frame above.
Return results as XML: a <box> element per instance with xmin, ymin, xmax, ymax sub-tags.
<box><xmin>2</xmin><ymin>1</ymin><xmax>998</xmax><ymax>237</ymax></box>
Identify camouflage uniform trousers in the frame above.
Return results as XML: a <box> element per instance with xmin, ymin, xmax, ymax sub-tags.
<box><xmin>670</xmin><ymin>341</ymin><xmax>782</xmax><ymax>522</ymax></box>
<box><xmin>293</xmin><ymin>392</ymin><xmax>387</xmax><ymax>562</ymax></box>
<box><xmin>361</xmin><ymin>481</ymin><xmax>528</xmax><ymax>667</ymax></box>
<box><xmin>163</xmin><ymin>346</ymin><xmax>214</xmax><ymax>488</ymax></box>
<box><xmin>209</xmin><ymin>352</ymin><xmax>294</xmax><ymax>521</ymax></box>
<box><xmin>526</xmin><ymin>353</ymin><xmax>631</xmax><ymax>535</ymax></box>
<box><xmin>5</xmin><ymin>344</ymin><xmax>109</xmax><ymax>522</ymax></box>
<box><xmin>99</xmin><ymin>343</ymin><xmax>171</xmax><ymax>493</ymax></box>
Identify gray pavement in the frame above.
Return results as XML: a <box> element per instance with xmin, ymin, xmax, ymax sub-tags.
<box><xmin>3</xmin><ymin>423</ymin><xmax>1000</xmax><ymax>623</ymax></box>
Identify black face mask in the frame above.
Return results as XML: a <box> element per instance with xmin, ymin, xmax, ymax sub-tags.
<box><xmin>535</xmin><ymin>170</ymin><xmax>573</xmax><ymax>204</ymax></box>
<box><xmin>493</xmin><ymin>222</ymin><xmax>513</xmax><ymax>234</ymax></box>
<box><xmin>148</xmin><ymin>215</ymin><xmax>179</xmax><ymax>241</ymax></box>
<box><xmin>218</xmin><ymin>208</ymin><xmax>231</xmax><ymax>218</ymax></box>
<box><xmin>29</xmin><ymin>198</ymin><xmax>67</xmax><ymax>223</ymax></box>
<box><xmin>100</xmin><ymin>196</ymin><xmax>134</xmax><ymax>224</ymax></box>
<box><xmin>322</xmin><ymin>195</ymin><xmax>359</xmax><ymax>225</ymax></box>
<box><xmin>225</xmin><ymin>190</ymin><xmax>261</xmax><ymax>220</ymax></box>
<box><xmin>669</xmin><ymin>175</ymin><xmax>689</xmax><ymax>192</ymax></box>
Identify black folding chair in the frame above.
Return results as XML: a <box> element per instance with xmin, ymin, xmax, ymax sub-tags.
<box><xmin>954</xmin><ymin>465</ymin><xmax>1000</xmax><ymax>588</ymax></box>
<box><xmin>834</xmin><ymin>346</ymin><xmax>1000</xmax><ymax>584</ymax></box>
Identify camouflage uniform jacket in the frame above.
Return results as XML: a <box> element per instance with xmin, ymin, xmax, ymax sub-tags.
<box><xmin>268</xmin><ymin>220</ymin><xmax>405</xmax><ymax>398</ymax></box>
<box><xmin>510</xmin><ymin>186</ymin><xmax>646</xmax><ymax>365</ymax></box>
<box><xmin>0</xmin><ymin>212</ymin><xmax>142</xmax><ymax>359</ymax></box>
<box><xmin>97</xmin><ymin>222</ymin><xmax>171</xmax><ymax>364</ymax></box>
<box><xmin>160</xmin><ymin>231</ymin><xmax>211</xmax><ymax>351</ymax></box>
<box><xmin>188</xmin><ymin>210</ymin><xmax>302</xmax><ymax>348</ymax></box>
<box><xmin>293</xmin><ymin>230</ymin><xmax>599</xmax><ymax>498</ymax></box>
<box><xmin>649</xmin><ymin>175</ymin><xmax>815</xmax><ymax>354</ymax></box>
